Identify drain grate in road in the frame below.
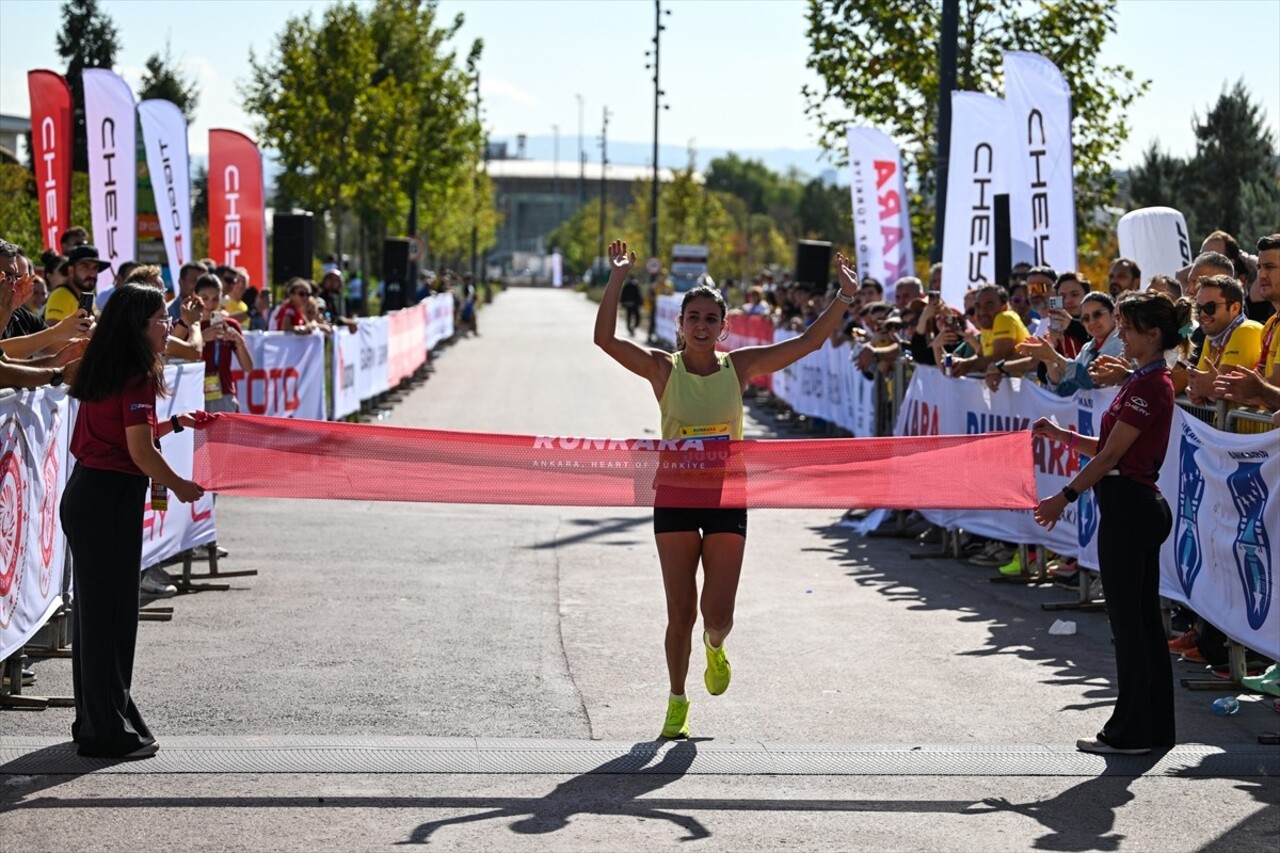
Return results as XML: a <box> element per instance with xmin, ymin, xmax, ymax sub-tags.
<box><xmin>1</xmin><ymin>737</ymin><xmax>1274</xmax><ymax>777</ymax></box>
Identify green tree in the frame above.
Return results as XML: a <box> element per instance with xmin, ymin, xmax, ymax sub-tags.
<box><xmin>0</xmin><ymin>165</ymin><xmax>92</xmax><ymax>256</ymax></box>
<box><xmin>804</xmin><ymin>0</ymin><xmax>1148</xmax><ymax>258</ymax></box>
<box><xmin>1185</xmin><ymin>80</ymin><xmax>1279</xmax><ymax>241</ymax></box>
<box><xmin>55</xmin><ymin>0</ymin><xmax>121</xmax><ymax>172</ymax></box>
<box><xmin>137</xmin><ymin>41</ymin><xmax>200</xmax><ymax>122</ymax></box>
<box><xmin>1127</xmin><ymin>143</ymin><xmax>1186</xmax><ymax>222</ymax></box>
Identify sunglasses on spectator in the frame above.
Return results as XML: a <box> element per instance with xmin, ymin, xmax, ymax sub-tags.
<box><xmin>1195</xmin><ymin>300</ymin><xmax>1224</xmax><ymax>316</ymax></box>
<box><xmin>1010</xmin><ymin>296</ymin><xmax>1028</xmax><ymax>305</ymax></box>
<box><xmin>1081</xmin><ymin>309</ymin><xmax>1110</xmax><ymax>322</ymax></box>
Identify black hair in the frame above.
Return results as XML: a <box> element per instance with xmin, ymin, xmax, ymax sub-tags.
<box><xmin>195</xmin><ymin>273</ymin><xmax>223</xmax><ymax>294</ymax></box>
<box><xmin>1257</xmin><ymin>234</ymin><xmax>1280</xmax><ymax>253</ymax></box>
<box><xmin>1081</xmin><ymin>291</ymin><xmax>1115</xmax><ymax>312</ymax></box>
<box><xmin>1028</xmin><ymin>265</ymin><xmax>1057</xmax><ymax>281</ymax></box>
<box><xmin>1204</xmin><ymin>230</ymin><xmax>1241</xmax><ymax>265</ymax></box>
<box><xmin>0</xmin><ymin>239</ymin><xmax>19</xmax><ymax>259</ymax></box>
<box><xmin>1111</xmin><ymin>257</ymin><xmax>1141</xmax><ymax>281</ymax></box>
<box><xmin>974</xmin><ymin>282</ymin><xmax>1008</xmax><ymax>303</ymax></box>
<box><xmin>1191</xmin><ymin>251</ymin><xmax>1234</xmax><ymax>277</ymax></box>
<box><xmin>1148</xmin><ymin>274</ymin><xmax>1182</xmax><ymax>298</ymax></box>
<box><xmin>1197</xmin><ymin>273</ymin><xmax>1245</xmax><ymax>305</ymax></box>
<box><xmin>676</xmin><ymin>285</ymin><xmax>728</xmax><ymax>350</ymax></box>
<box><xmin>1116</xmin><ymin>291</ymin><xmax>1193</xmax><ymax>352</ymax></box>
<box><xmin>70</xmin><ymin>283</ymin><xmax>168</xmax><ymax>402</ymax></box>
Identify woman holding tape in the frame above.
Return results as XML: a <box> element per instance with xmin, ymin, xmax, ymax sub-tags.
<box><xmin>62</xmin><ymin>283</ymin><xmax>212</xmax><ymax>759</ymax></box>
<box><xmin>1032</xmin><ymin>291</ymin><xmax>1192</xmax><ymax>755</ymax></box>
<box><xmin>594</xmin><ymin>239</ymin><xmax>860</xmax><ymax>740</ymax></box>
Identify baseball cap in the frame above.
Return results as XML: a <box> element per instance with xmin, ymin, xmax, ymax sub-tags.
<box><xmin>66</xmin><ymin>244</ymin><xmax>112</xmax><ymax>272</ymax></box>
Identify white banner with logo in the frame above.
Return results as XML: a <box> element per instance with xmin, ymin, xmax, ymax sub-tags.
<box><xmin>1117</xmin><ymin>206</ymin><xmax>1194</xmax><ymax>279</ymax></box>
<box><xmin>138</xmin><ymin>99</ymin><xmax>193</xmax><ymax>276</ymax></box>
<box><xmin>846</xmin><ymin>126</ymin><xmax>914</xmax><ymax>299</ymax></box>
<box><xmin>82</xmin><ymin>69</ymin><xmax>136</xmax><ymax>299</ymax></box>
<box><xmin>770</xmin><ymin>332</ymin><xmax>878</xmax><ymax>438</ymax></box>
<box><xmin>656</xmin><ymin>294</ymin><xmax>680</xmax><ymax>345</ymax></box>
<box><xmin>895</xmin><ymin>367</ymin><xmax>1279</xmax><ymax>661</ymax></box>
<box><xmin>895</xmin><ymin>367</ymin><xmax>1113</xmax><ymax>565</ymax></box>
<box><xmin>359</xmin><ymin>317</ymin><xmax>391</xmax><ymax>398</ymax></box>
<box><xmin>1160</xmin><ymin>410</ymin><xmax>1279</xmax><ymax>660</ymax></box>
<box><xmin>0</xmin><ymin>388</ymin><xmax>70</xmax><ymax>661</ymax></box>
<box><xmin>141</xmin><ymin>363</ymin><xmax>216</xmax><ymax>568</ymax></box>
<box><xmin>233</xmin><ymin>333</ymin><xmax>326</xmax><ymax>420</ymax></box>
<box><xmin>424</xmin><ymin>292</ymin><xmax>455</xmax><ymax>351</ymax></box>
<box><xmin>941</xmin><ymin>92</ymin><xmax>1015</xmax><ymax>307</ymax></box>
<box><xmin>332</xmin><ymin>328</ymin><xmax>363</xmax><ymax>420</ymax></box>
<box><xmin>1002</xmin><ymin>51</ymin><xmax>1076</xmax><ymax>273</ymax></box>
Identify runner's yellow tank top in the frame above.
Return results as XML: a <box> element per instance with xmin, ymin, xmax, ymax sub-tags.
<box><xmin>659</xmin><ymin>351</ymin><xmax>744</xmax><ymax>442</ymax></box>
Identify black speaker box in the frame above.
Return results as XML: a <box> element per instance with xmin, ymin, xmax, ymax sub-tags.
<box><xmin>382</xmin><ymin>237</ymin><xmax>411</xmax><ymax>312</ymax></box>
<box><xmin>272</xmin><ymin>212</ymin><xmax>314</xmax><ymax>285</ymax></box>
<box><xmin>994</xmin><ymin>193</ymin><xmax>1011</xmax><ymax>287</ymax></box>
<box><xmin>795</xmin><ymin>240</ymin><xmax>833</xmax><ymax>288</ymax></box>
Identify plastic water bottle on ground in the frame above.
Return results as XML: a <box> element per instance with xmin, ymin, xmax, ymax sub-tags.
<box><xmin>1211</xmin><ymin>696</ymin><xmax>1240</xmax><ymax>716</ymax></box>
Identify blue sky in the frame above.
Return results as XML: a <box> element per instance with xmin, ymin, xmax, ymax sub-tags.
<box><xmin>1</xmin><ymin>0</ymin><xmax>1276</xmax><ymax>173</ymax></box>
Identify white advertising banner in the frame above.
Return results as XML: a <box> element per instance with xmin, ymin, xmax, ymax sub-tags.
<box><xmin>656</xmin><ymin>294</ymin><xmax>680</xmax><ymax>346</ymax></box>
<box><xmin>894</xmin><ymin>367</ymin><xmax>1279</xmax><ymax>661</ymax></box>
<box><xmin>332</xmin><ymin>328</ymin><xmax>363</xmax><ymax>420</ymax></box>
<box><xmin>233</xmin><ymin>333</ymin><xmax>326</xmax><ymax>420</ymax></box>
<box><xmin>846</xmin><ymin>125</ymin><xmax>914</xmax><ymax>299</ymax></box>
<box><xmin>941</xmin><ymin>92</ymin><xmax>1015</xmax><ymax>307</ymax></box>
<box><xmin>1160</xmin><ymin>410</ymin><xmax>1279</xmax><ymax>661</ymax></box>
<box><xmin>895</xmin><ymin>367</ymin><xmax>1112</xmax><ymax>565</ymax></box>
<box><xmin>1117</xmin><ymin>206</ymin><xmax>1194</xmax><ymax>279</ymax></box>
<box><xmin>769</xmin><ymin>331</ymin><xmax>879</xmax><ymax>438</ymax></box>
<box><xmin>0</xmin><ymin>388</ymin><xmax>71</xmax><ymax>661</ymax></box>
<box><xmin>359</xmin><ymin>317</ymin><xmax>391</xmax><ymax>398</ymax></box>
<box><xmin>82</xmin><ymin>69</ymin><xmax>136</xmax><ymax>299</ymax></box>
<box><xmin>1003</xmin><ymin>51</ymin><xmax>1076</xmax><ymax>273</ymax></box>
<box><xmin>142</xmin><ymin>363</ymin><xmax>216</xmax><ymax>568</ymax></box>
<box><xmin>138</xmin><ymin>99</ymin><xmax>193</xmax><ymax>276</ymax></box>
<box><xmin>424</xmin><ymin>292</ymin><xmax>455</xmax><ymax>351</ymax></box>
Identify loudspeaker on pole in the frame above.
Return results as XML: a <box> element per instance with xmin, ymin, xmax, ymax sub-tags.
<box><xmin>382</xmin><ymin>237</ymin><xmax>411</xmax><ymax>313</ymax></box>
<box><xmin>794</xmin><ymin>240</ymin><xmax>833</xmax><ymax>289</ymax></box>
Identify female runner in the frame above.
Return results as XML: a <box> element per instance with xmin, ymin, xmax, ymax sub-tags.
<box><xmin>594</xmin><ymin>239</ymin><xmax>860</xmax><ymax>738</ymax></box>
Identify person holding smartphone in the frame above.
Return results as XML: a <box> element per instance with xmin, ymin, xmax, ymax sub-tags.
<box><xmin>194</xmin><ymin>273</ymin><xmax>253</xmax><ymax>412</ymax></box>
<box><xmin>1032</xmin><ymin>291</ymin><xmax>1192</xmax><ymax>755</ymax></box>
<box><xmin>44</xmin><ymin>244</ymin><xmax>110</xmax><ymax>325</ymax></box>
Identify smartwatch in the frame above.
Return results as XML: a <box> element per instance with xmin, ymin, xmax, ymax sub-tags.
<box><xmin>996</xmin><ymin>359</ymin><xmax>1009</xmax><ymax>377</ymax></box>
<box><xmin>49</xmin><ymin>368</ymin><xmax>64</xmax><ymax>387</ymax></box>
<box><xmin>1061</xmin><ymin>485</ymin><xmax>1079</xmax><ymax>503</ymax></box>
<box><xmin>170</xmin><ymin>415</ymin><xmax>185</xmax><ymax>434</ymax></box>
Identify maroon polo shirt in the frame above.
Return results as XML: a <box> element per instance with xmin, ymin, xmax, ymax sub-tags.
<box><xmin>70</xmin><ymin>373</ymin><xmax>157</xmax><ymax>476</ymax></box>
<box><xmin>1098</xmin><ymin>364</ymin><xmax>1174</xmax><ymax>490</ymax></box>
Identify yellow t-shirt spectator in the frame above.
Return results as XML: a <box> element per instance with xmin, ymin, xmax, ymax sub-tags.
<box><xmin>1197</xmin><ymin>318</ymin><xmax>1263</xmax><ymax>372</ymax></box>
<box><xmin>979</xmin><ymin>310</ymin><xmax>1029</xmax><ymax>357</ymax></box>
<box><xmin>1256</xmin><ymin>314</ymin><xmax>1280</xmax><ymax>381</ymax></box>
<box><xmin>44</xmin><ymin>286</ymin><xmax>83</xmax><ymax>324</ymax></box>
<box><xmin>223</xmin><ymin>298</ymin><xmax>250</xmax><ymax>321</ymax></box>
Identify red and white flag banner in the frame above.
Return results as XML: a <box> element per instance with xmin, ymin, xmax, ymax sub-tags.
<box><xmin>83</xmin><ymin>68</ymin><xmax>137</xmax><ymax>298</ymax></box>
<box><xmin>26</xmin><ymin>70</ymin><xmax>73</xmax><ymax>253</ymax></box>
<box><xmin>208</xmin><ymin>129</ymin><xmax>268</xmax><ymax>289</ymax></box>
<box><xmin>194</xmin><ymin>415</ymin><xmax>1036</xmax><ymax>511</ymax></box>
<box><xmin>846</xmin><ymin>125</ymin><xmax>914</xmax><ymax>299</ymax></box>
<box><xmin>138</xmin><ymin>99</ymin><xmax>193</xmax><ymax>276</ymax></box>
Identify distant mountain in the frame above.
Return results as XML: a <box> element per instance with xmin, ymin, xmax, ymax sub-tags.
<box><xmin>491</xmin><ymin>134</ymin><xmax>836</xmax><ymax>180</ymax></box>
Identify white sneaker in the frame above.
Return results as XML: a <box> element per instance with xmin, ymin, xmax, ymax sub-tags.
<box><xmin>140</xmin><ymin>566</ymin><xmax>177</xmax><ymax>597</ymax></box>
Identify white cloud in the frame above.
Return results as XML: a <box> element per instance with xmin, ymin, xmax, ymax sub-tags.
<box><xmin>484</xmin><ymin>77</ymin><xmax>539</xmax><ymax>108</ymax></box>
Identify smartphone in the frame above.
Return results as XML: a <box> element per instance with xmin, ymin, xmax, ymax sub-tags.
<box><xmin>1048</xmin><ymin>296</ymin><xmax>1064</xmax><ymax>310</ymax></box>
<box><xmin>210</xmin><ymin>312</ymin><xmax>225</xmax><ymax>329</ymax></box>
<box><xmin>78</xmin><ymin>292</ymin><xmax>95</xmax><ymax>315</ymax></box>
<box><xmin>926</xmin><ymin>290</ymin><xmax>941</xmax><ymax>299</ymax></box>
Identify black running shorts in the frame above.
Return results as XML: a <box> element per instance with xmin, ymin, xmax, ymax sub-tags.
<box><xmin>653</xmin><ymin>507</ymin><xmax>748</xmax><ymax>537</ymax></box>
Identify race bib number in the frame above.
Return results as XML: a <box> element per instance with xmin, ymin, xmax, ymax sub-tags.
<box><xmin>203</xmin><ymin>373</ymin><xmax>223</xmax><ymax>402</ymax></box>
<box><xmin>679</xmin><ymin>423</ymin><xmax>731</xmax><ymax>441</ymax></box>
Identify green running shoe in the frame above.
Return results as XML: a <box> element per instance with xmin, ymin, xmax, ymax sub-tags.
<box><xmin>661</xmin><ymin>697</ymin><xmax>690</xmax><ymax>739</ymax></box>
<box><xmin>704</xmin><ymin>632</ymin><xmax>732</xmax><ymax>695</ymax></box>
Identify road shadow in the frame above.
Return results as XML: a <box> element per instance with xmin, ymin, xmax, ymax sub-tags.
<box><xmin>528</xmin><ymin>515</ymin><xmax>650</xmax><ymax>550</ymax></box>
<box><xmin>400</xmin><ymin>739</ymin><xmax>708</xmax><ymax>844</ymax></box>
<box><xmin>0</xmin><ymin>742</ymin><xmax>116</xmax><ymax>811</ymax></box>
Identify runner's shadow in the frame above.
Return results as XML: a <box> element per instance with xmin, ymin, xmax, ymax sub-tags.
<box><xmin>398</xmin><ymin>739</ymin><xmax>708</xmax><ymax>845</ymax></box>
<box><xmin>966</xmin><ymin>764</ymin><xmax>1153</xmax><ymax>852</ymax></box>
<box><xmin>528</xmin><ymin>515</ymin><xmax>650</xmax><ymax>550</ymax></box>
<box><xmin>0</xmin><ymin>742</ymin><xmax>102</xmax><ymax>812</ymax></box>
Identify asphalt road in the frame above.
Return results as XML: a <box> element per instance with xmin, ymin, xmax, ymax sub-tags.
<box><xmin>2</xmin><ymin>287</ymin><xmax>1277</xmax><ymax>851</ymax></box>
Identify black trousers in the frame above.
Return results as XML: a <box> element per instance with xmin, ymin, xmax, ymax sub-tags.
<box><xmin>61</xmin><ymin>463</ymin><xmax>155</xmax><ymax>757</ymax></box>
<box><xmin>1095</xmin><ymin>476</ymin><xmax>1175</xmax><ymax>749</ymax></box>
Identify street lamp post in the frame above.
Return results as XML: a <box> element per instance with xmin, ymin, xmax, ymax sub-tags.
<box><xmin>597</xmin><ymin>106</ymin><xmax>610</xmax><ymax>278</ymax></box>
<box><xmin>576</xmin><ymin>93</ymin><xmax>585</xmax><ymax>211</ymax></box>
